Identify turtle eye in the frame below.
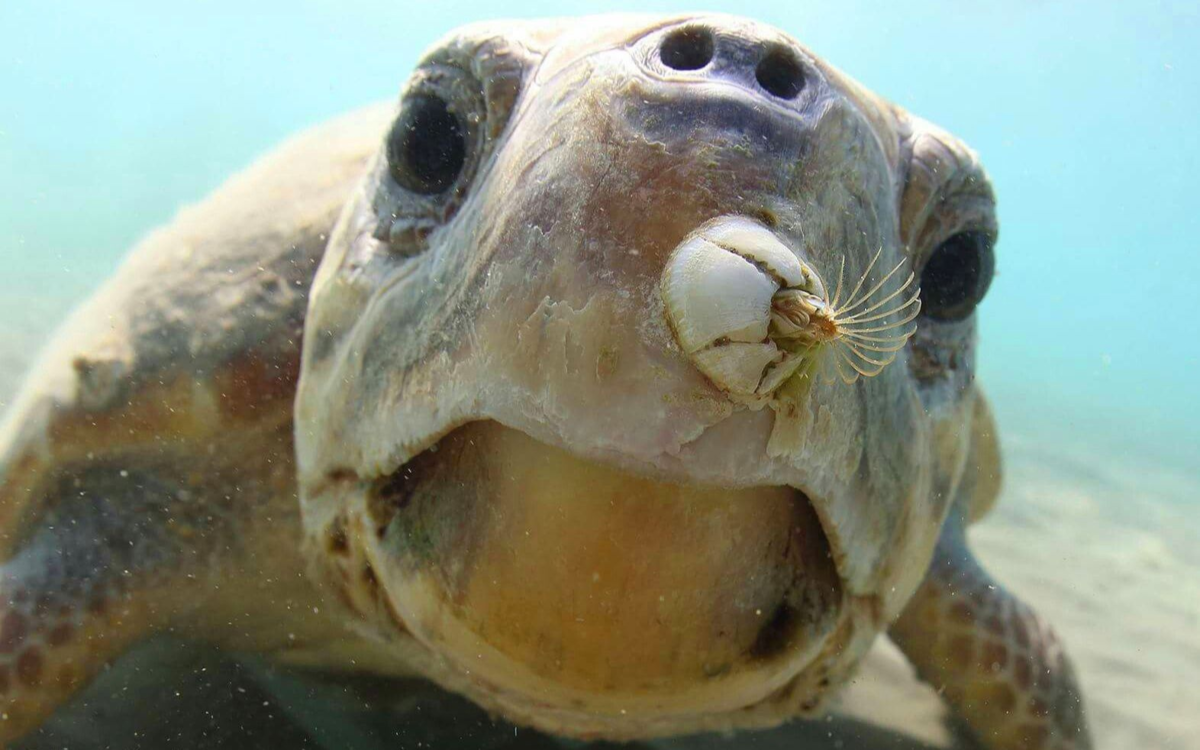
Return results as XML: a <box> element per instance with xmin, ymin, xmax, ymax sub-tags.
<box><xmin>919</xmin><ymin>231</ymin><xmax>995</xmax><ymax>321</ymax></box>
<box><xmin>387</xmin><ymin>94</ymin><xmax>467</xmax><ymax>195</ymax></box>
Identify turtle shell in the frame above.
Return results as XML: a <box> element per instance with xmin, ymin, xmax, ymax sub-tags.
<box><xmin>0</xmin><ymin>105</ymin><xmax>392</xmax><ymax>558</ymax></box>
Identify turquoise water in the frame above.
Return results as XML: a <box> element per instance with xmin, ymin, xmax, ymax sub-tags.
<box><xmin>1</xmin><ymin>4</ymin><xmax>1198</xmax><ymax>748</ymax></box>
<box><xmin>3</xmin><ymin>1</ymin><xmax>1197</xmax><ymax>470</ymax></box>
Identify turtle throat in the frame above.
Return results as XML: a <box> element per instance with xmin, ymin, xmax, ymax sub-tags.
<box><xmin>360</xmin><ymin>420</ymin><xmax>843</xmax><ymax>718</ymax></box>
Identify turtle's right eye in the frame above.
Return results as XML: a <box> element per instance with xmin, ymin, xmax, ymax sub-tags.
<box><xmin>387</xmin><ymin>94</ymin><xmax>467</xmax><ymax>195</ymax></box>
<box><xmin>919</xmin><ymin>231</ymin><xmax>994</xmax><ymax>321</ymax></box>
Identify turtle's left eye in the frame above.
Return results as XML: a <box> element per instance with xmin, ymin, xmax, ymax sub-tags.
<box><xmin>919</xmin><ymin>231</ymin><xmax>995</xmax><ymax>321</ymax></box>
<box><xmin>387</xmin><ymin>94</ymin><xmax>467</xmax><ymax>195</ymax></box>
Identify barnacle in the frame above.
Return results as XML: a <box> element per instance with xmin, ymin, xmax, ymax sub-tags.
<box><xmin>773</xmin><ymin>247</ymin><xmax>922</xmax><ymax>384</ymax></box>
<box><xmin>662</xmin><ymin>216</ymin><xmax>920</xmax><ymax>403</ymax></box>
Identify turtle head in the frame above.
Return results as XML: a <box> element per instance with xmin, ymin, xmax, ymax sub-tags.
<box><xmin>295</xmin><ymin>13</ymin><xmax>997</xmax><ymax>738</ymax></box>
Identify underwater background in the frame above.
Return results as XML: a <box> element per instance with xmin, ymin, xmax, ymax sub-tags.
<box><xmin>1</xmin><ymin>1</ymin><xmax>1198</xmax><ymax>749</ymax></box>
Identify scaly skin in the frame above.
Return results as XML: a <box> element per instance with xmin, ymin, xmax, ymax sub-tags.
<box><xmin>890</xmin><ymin>396</ymin><xmax>1091</xmax><ymax>749</ymax></box>
<box><xmin>891</xmin><ymin>516</ymin><xmax>1091</xmax><ymax>749</ymax></box>
<box><xmin>0</xmin><ymin>422</ymin><xmax>332</xmax><ymax>742</ymax></box>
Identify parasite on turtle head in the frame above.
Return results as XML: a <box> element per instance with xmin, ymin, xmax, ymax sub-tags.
<box><xmin>661</xmin><ymin>216</ymin><xmax>921</xmax><ymax>405</ymax></box>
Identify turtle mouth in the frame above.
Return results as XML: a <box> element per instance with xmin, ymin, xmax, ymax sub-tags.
<box><xmin>354</xmin><ymin>419</ymin><xmax>844</xmax><ymax>725</ymax></box>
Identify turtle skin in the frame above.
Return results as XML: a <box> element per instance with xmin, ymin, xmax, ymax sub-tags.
<box><xmin>0</xmin><ymin>104</ymin><xmax>401</xmax><ymax>742</ymax></box>
<box><xmin>0</xmin><ymin>16</ymin><xmax>1088</xmax><ymax>749</ymax></box>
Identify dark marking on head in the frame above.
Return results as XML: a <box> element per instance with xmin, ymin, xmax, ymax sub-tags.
<box><xmin>48</xmin><ymin>622</ymin><xmax>74</xmax><ymax>648</ymax></box>
<box><xmin>948</xmin><ymin>633</ymin><xmax>974</xmax><ymax>672</ymax></box>
<box><xmin>981</xmin><ymin>640</ymin><xmax>1008</xmax><ymax>673</ymax></box>
<box><xmin>949</xmin><ymin>601</ymin><xmax>974</xmax><ymax>625</ymax></box>
<box><xmin>16</xmin><ymin>648</ymin><xmax>43</xmax><ymax>688</ymax></box>
<box><xmin>0</xmin><ymin>612</ymin><xmax>28</xmax><ymax>654</ymax></box>
<box><xmin>1013</xmin><ymin>621</ymin><xmax>1031</xmax><ymax>650</ymax></box>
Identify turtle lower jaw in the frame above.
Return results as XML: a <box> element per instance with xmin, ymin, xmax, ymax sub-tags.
<box><xmin>356</xmin><ymin>420</ymin><xmax>845</xmax><ymax>729</ymax></box>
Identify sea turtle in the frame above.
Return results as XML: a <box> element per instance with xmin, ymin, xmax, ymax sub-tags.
<box><xmin>0</xmin><ymin>14</ymin><xmax>1090</xmax><ymax>749</ymax></box>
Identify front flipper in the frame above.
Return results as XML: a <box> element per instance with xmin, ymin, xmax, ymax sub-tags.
<box><xmin>890</xmin><ymin>392</ymin><xmax>1090</xmax><ymax>749</ymax></box>
<box><xmin>0</xmin><ymin>472</ymin><xmax>171</xmax><ymax>739</ymax></box>
<box><xmin>890</xmin><ymin>515</ymin><xmax>1091</xmax><ymax>749</ymax></box>
<box><xmin>0</xmin><ymin>466</ymin><xmax>207</xmax><ymax>742</ymax></box>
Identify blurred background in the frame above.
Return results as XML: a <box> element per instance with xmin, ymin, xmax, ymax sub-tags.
<box><xmin>1</xmin><ymin>2</ymin><xmax>1198</xmax><ymax>748</ymax></box>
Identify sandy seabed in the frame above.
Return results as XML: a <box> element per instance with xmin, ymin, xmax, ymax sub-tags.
<box><xmin>2</xmin><ymin>312</ymin><xmax>1197</xmax><ymax>750</ymax></box>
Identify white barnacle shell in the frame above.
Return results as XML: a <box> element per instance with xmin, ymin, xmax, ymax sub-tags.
<box><xmin>692</xmin><ymin>343</ymin><xmax>782</xmax><ymax>395</ymax></box>
<box><xmin>756</xmin><ymin>350</ymin><xmax>810</xmax><ymax>395</ymax></box>
<box><xmin>661</xmin><ymin>235</ymin><xmax>778</xmax><ymax>355</ymax></box>
<box><xmin>662</xmin><ymin>216</ymin><xmax>822</xmax><ymax>403</ymax></box>
<box><xmin>701</xmin><ymin>216</ymin><xmax>805</xmax><ymax>287</ymax></box>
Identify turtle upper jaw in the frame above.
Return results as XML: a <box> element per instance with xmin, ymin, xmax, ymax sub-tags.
<box><xmin>329</xmin><ymin>419</ymin><xmax>853</xmax><ymax>735</ymax></box>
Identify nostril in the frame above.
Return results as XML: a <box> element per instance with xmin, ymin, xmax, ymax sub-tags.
<box><xmin>756</xmin><ymin>45</ymin><xmax>805</xmax><ymax>99</ymax></box>
<box><xmin>660</xmin><ymin>27</ymin><xmax>715</xmax><ymax>71</ymax></box>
